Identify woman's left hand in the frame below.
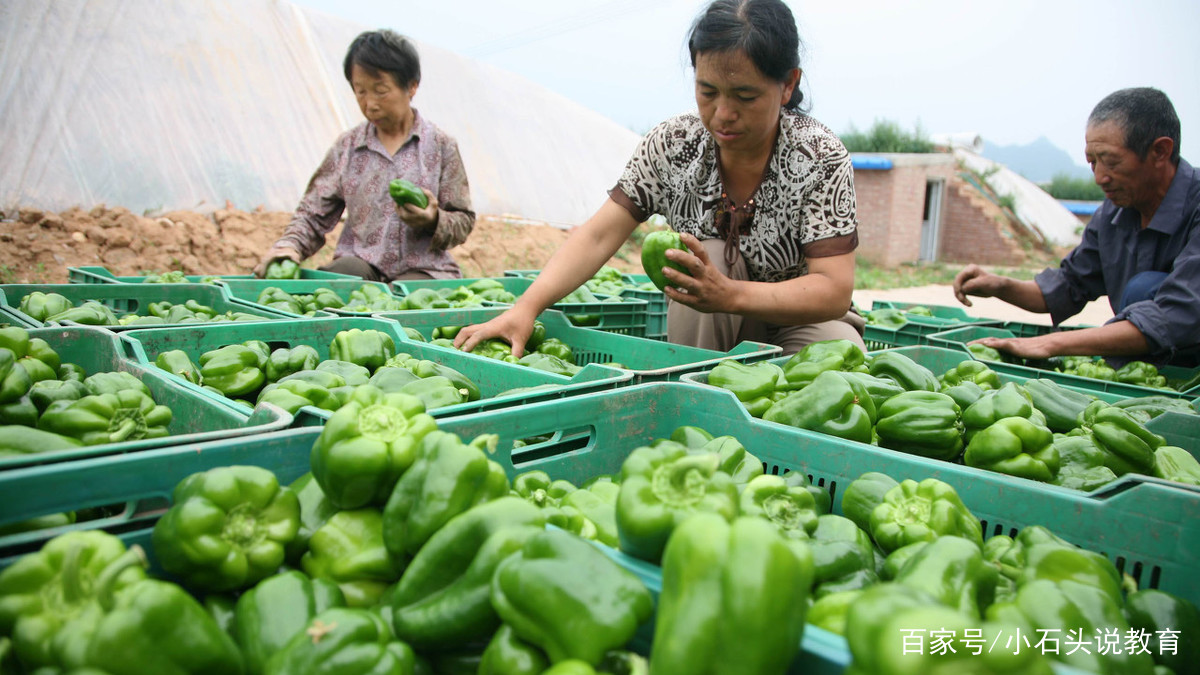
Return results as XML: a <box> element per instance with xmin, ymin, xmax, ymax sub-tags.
<box><xmin>396</xmin><ymin>188</ymin><xmax>439</xmax><ymax>230</ymax></box>
<box><xmin>660</xmin><ymin>232</ymin><xmax>735</xmax><ymax>313</ymax></box>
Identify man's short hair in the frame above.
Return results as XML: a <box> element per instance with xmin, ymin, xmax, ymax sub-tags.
<box><xmin>1088</xmin><ymin>87</ymin><xmax>1181</xmax><ymax>165</ymax></box>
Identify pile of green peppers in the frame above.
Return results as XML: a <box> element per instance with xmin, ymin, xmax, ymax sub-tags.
<box><xmin>151</xmin><ymin>329</ymin><xmax>486</xmax><ymax>415</ymax></box>
<box><xmin>0</xmin><ymin>326</ymin><xmax>173</xmax><ymax>458</ymax></box>
<box><xmin>17</xmin><ymin>292</ymin><xmax>261</xmax><ymax>326</ymax></box>
<box><xmin>425</xmin><ymin>321</ymin><xmax>592</xmax><ymax>377</ymax></box>
<box><xmin>705</xmin><ymin>339</ymin><xmax>1200</xmax><ymax>490</ymax></box>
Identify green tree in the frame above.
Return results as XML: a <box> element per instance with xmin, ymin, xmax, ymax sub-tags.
<box><xmin>1043</xmin><ymin>173</ymin><xmax>1104</xmax><ymax>201</ymax></box>
<box><xmin>840</xmin><ymin>119</ymin><xmax>935</xmax><ymax>153</ymax></box>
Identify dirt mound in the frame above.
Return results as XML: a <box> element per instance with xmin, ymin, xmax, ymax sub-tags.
<box><xmin>0</xmin><ymin>206</ymin><xmax>645</xmax><ymax>283</ymax></box>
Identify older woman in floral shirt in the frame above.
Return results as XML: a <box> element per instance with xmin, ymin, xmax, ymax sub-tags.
<box><xmin>256</xmin><ymin>30</ymin><xmax>474</xmax><ymax>282</ymax></box>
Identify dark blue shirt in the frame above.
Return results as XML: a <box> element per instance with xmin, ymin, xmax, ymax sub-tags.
<box><xmin>1035</xmin><ymin>158</ymin><xmax>1200</xmax><ymax>360</ymax></box>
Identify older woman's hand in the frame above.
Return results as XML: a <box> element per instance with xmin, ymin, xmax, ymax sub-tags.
<box><xmin>396</xmin><ymin>188</ymin><xmax>439</xmax><ymax>231</ymax></box>
<box><xmin>660</xmin><ymin>232</ymin><xmax>736</xmax><ymax>313</ymax></box>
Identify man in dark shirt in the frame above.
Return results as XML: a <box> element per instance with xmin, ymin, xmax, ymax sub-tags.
<box><xmin>953</xmin><ymin>87</ymin><xmax>1200</xmax><ymax>366</ymax></box>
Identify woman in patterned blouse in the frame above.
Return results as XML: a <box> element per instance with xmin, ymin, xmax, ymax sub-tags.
<box><xmin>456</xmin><ymin>0</ymin><xmax>862</xmax><ymax>356</ymax></box>
<box><xmin>255</xmin><ymin>30</ymin><xmax>475</xmax><ymax>282</ymax></box>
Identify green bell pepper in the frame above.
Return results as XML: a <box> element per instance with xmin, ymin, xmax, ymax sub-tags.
<box><xmin>841</xmin><ymin>471</ymin><xmax>900</xmax><ymax>533</ymax></box>
<box><xmin>707</xmin><ymin>359</ymin><xmax>783</xmax><ymax>416</ymax></box>
<box><xmin>699</xmin><ymin>434</ymin><xmax>764</xmax><ymax>485</ymax></box>
<box><xmin>382</xmin><ymin>430</ymin><xmax>509</xmax><ymax>558</ymax></box>
<box><xmin>264</xmin><ymin>346</ymin><xmax>320</xmax><ymax>382</ymax></box>
<box><xmin>869</xmin><ymin>478</ymin><xmax>982</xmax><ymax>554</ymax></box>
<box><xmin>836</xmin><ymin>371</ymin><xmax>906</xmax><ymax>412</ymax></box>
<box><xmin>198</xmin><ymin>344</ymin><xmax>266</xmax><ymax>397</ymax></box>
<box><xmin>256</xmin><ymin>287</ymin><xmax>304</xmax><ymax>315</ymax></box>
<box><xmin>649</xmin><ymin>514</ymin><xmax>811</xmax><ymax>675</ymax></box>
<box><xmin>1049</xmin><ymin>434</ymin><xmax>1117</xmax><ymax>491</ymax></box>
<box><xmin>806</xmin><ymin>590</ymin><xmax>861</xmax><ymax>637</ymax></box>
<box><xmin>808</xmin><ymin>514</ymin><xmax>879</xmax><ymax>598</ymax></box>
<box><xmin>780</xmin><ymin>339</ymin><xmax>870</xmax><ymax>390</ymax></box>
<box><xmin>233</xmin><ymin>570</ymin><xmax>345</xmax><ymax>675</ymax></box>
<box><xmin>309</xmin><ymin>385</ymin><xmax>438</xmax><ymax>509</ymax></box>
<box><xmin>961</xmin><ymin>382</ymin><xmax>1037</xmax><ymax>441</ymax></box>
<box><xmin>510</xmin><ymin>469</ymin><xmax>595</xmax><ymax>536</ymax></box>
<box><xmin>301</xmin><ymin>508</ymin><xmax>404</xmax><ymax>608</ymax></box>
<box><xmin>0</xmin><ymin>327</ymin><xmax>30</xmax><ymax>359</ymax></box>
<box><xmin>640</xmin><ymin>229</ymin><xmax>690</xmax><ymax>291</ymax></box>
<box><xmin>939</xmin><ymin>359</ymin><xmax>1001</xmax><ymax>390</ymax></box>
<box><xmin>479</xmin><ymin>624</ymin><xmax>549</xmax><ymax>675</ymax></box>
<box><xmin>28</xmin><ymin>379</ymin><xmax>89</xmax><ymax>414</ymax></box>
<box><xmin>367</xmin><ymin>365</ymin><xmax>422</xmax><ymax>392</ymax></box>
<box><xmin>17</xmin><ymin>292</ymin><xmax>73</xmax><ymax>322</ymax></box>
<box><xmin>81</xmin><ymin>371</ymin><xmax>150</xmax><ymax>398</ymax></box>
<box><xmin>287</xmin><ymin>472</ymin><xmax>339</xmax><ymax>565</ymax></box>
<box><xmin>762</xmin><ymin>369</ymin><xmax>875</xmax><ymax>443</ymax></box>
<box><xmin>891</xmin><ymin>534</ymin><xmax>998</xmax><ymax>619</ymax></box>
<box><xmin>0</xmin><ymin>424</ymin><xmax>85</xmax><ymax>456</ymax></box>
<box><xmin>784</xmin><ymin>470</ymin><xmax>831</xmax><ymax>515</ymax></box>
<box><xmin>405</xmin><ymin>358</ymin><xmax>481</xmax><ymax>401</ymax></box>
<box><xmin>1124</xmin><ymin>588</ymin><xmax>1200</xmax><ymax>675</ymax></box>
<box><xmin>45</xmin><ymin>301</ymin><xmax>119</xmax><ymax>326</ymax></box>
<box><xmin>154</xmin><ymin>350</ymin><xmax>203</xmax><ymax>385</ymax></box>
<box><xmin>868</xmin><ymin>350</ymin><xmax>940</xmax><ymax>392</ymax></box>
<box><xmin>152</xmin><ymin>465</ymin><xmax>301</xmax><ymax>593</ymax></box>
<box><xmin>0</xmin><ymin>395</ymin><xmax>36</xmax><ymax>427</ymax></box>
<box><xmin>264</xmin><ymin>258</ymin><xmax>301</xmax><ymax>280</ymax></box>
<box><xmin>492</xmin><ymin>529</ymin><xmax>654</xmax><ymax>665</ymax></box>
<box><xmin>964</xmin><ymin>416</ymin><xmax>1059</xmax><ymax>482</ymax></box>
<box><xmin>389</xmin><ymin>178</ymin><xmax>429</xmax><ymax>208</ymax></box>
<box><xmin>739</xmin><ymin>474</ymin><xmax>819</xmax><ymax>540</ymax></box>
<box><xmin>0</xmin><ymin>349</ymin><xmax>32</xmax><ymax>404</ymax></box>
<box><xmin>1071</xmin><ymin>400</ymin><xmax>1164</xmax><ymax>475</ymax></box>
<box><xmin>265</xmin><ymin>607</ymin><xmax>423</xmax><ymax>675</ymax></box>
<box><xmin>0</xmin><ymin>532</ymin><xmax>147</xmax><ymax>670</ymax></box>
<box><xmin>329</xmin><ymin>329</ymin><xmax>396</xmax><ymax>371</ymax></box>
<box><xmin>1153</xmin><ymin>445</ymin><xmax>1200</xmax><ymax>486</ymax></box>
<box><xmin>562</xmin><ymin>479</ymin><xmax>621</xmax><ymax>548</ymax></box>
<box><xmin>387</xmin><ymin>497</ymin><xmax>545</xmax><ymax>648</ymax></box>
<box><xmin>615</xmin><ymin>443</ymin><xmax>739</xmax><ymax>562</ymax></box>
<box><xmin>1113</xmin><ymin>394</ymin><xmax>1200</xmax><ymax>424</ymax></box>
<box><xmin>517</xmin><ymin>352</ymin><xmax>581</xmax><ymax>376</ymax></box>
<box><xmin>874</xmin><ymin>390</ymin><xmax>965</xmax><ymax>461</ymax></box>
<box><xmin>1021</xmin><ymin>377</ymin><xmax>1097</xmax><ymax>433</ymax></box>
<box><xmin>38</xmin><ymin>390</ymin><xmax>172</xmax><ymax>445</ymax></box>
<box><xmin>941</xmin><ymin>379</ymin><xmax>987</xmax><ymax>411</ymax></box>
<box><xmin>315</xmin><ymin>359</ymin><xmax>371</xmax><ymax>386</ymax></box>
<box><xmin>968</xmin><ymin>341</ymin><xmax>1004</xmax><ymax>361</ymax></box>
<box><xmin>536</xmin><ymin>337</ymin><xmax>574</xmax><ymax>363</ymax></box>
<box><xmin>402</xmin><ymin>288</ymin><xmax>451</xmax><ymax>310</ymax></box>
<box><xmin>865</xmin><ymin>307</ymin><xmax>908</xmax><ymax>328</ymax></box>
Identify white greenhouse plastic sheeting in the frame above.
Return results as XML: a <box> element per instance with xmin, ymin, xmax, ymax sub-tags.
<box><xmin>0</xmin><ymin>1</ymin><xmax>642</xmax><ymax>227</ymax></box>
<box><xmin>954</xmin><ymin>149</ymin><xmax>1085</xmax><ymax>248</ymax></box>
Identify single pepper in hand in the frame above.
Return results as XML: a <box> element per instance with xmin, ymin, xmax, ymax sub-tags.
<box><xmin>389</xmin><ymin>178</ymin><xmax>429</xmax><ymax>209</ymax></box>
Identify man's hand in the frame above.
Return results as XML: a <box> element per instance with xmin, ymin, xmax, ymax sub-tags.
<box><xmin>953</xmin><ymin>264</ymin><xmax>1007</xmax><ymax>307</ymax></box>
<box><xmin>659</xmin><ymin>232</ymin><xmax>737</xmax><ymax>313</ymax></box>
<box><xmin>453</xmin><ymin>306</ymin><xmax>536</xmax><ymax>359</ymax></box>
<box><xmin>396</xmin><ymin>188</ymin><xmax>439</xmax><ymax>231</ymax></box>
<box><xmin>253</xmin><ymin>246</ymin><xmax>302</xmax><ymax>278</ymax></box>
<box><xmin>969</xmin><ymin>335</ymin><xmax>1055</xmax><ymax>361</ymax></box>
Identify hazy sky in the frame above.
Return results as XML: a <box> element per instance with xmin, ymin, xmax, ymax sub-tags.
<box><xmin>296</xmin><ymin>0</ymin><xmax>1200</xmax><ymax>169</ymax></box>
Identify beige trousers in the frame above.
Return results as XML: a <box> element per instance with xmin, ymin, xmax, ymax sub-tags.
<box><xmin>667</xmin><ymin>239</ymin><xmax>866</xmax><ymax>356</ymax></box>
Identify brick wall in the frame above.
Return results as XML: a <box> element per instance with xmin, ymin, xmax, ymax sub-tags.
<box><xmin>939</xmin><ymin>176</ymin><xmax>1030</xmax><ymax>266</ymax></box>
<box><xmin>854</xmin><ymin>158</ymin><xmax>955</xmax><ymax>267</ymax></box>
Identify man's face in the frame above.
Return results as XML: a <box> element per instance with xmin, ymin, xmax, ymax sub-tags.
<box><xmin>1085</xmin><ymin>120</ymin><xmax>1156</xmax><ymax>210</ymax></box>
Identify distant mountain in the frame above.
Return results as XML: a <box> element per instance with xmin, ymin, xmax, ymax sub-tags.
<box><xmin>981</xmin><ymin>136</ymin><xmax>1092</xmax><ymax>184</ymax></box>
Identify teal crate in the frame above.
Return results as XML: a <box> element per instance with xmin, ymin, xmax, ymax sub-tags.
<box><xmin>67</xmin><ymin>265</ymin><xmax>357</xmax><ymax>283</ymax></box>
<box><xmin>998</xmin><ymin>320</ymin><xmax>1092</xmax><ymax>338</ymax></box>
<box><xmin>0</xmin><ymin>304</ymin><xmax>36</xmax><ymax>329</ymax></box>
<box><xmin>869</xmin><ymin>300</ymin><xmax>1000</xmax><ymax>325</ymax></box>
<box><xmin>928</xmin><ymin>325</ymin><xmax>1200</xmax><ymax>400</ymax></box>
<box><xmin>218</xmin><ymin>278</ymin><xmax>399</xmax><ymax>317</ymax></box>
<box><xmin>0</xmin><ymin>283</ymin><xmax>302</xmax><ymax>328</ymax></box>
<box><xmin>2</xmin><ymin>383</ymin><xmax>1195</xmax><ymax>673</ymax></box>
<box><xmin>120</xmin><ymin>316</ymin><xmax>631</xmax><ymax>420</ymax></box>
<box><xmin>502</xmin><ymin>270</ymin><xmax>666</xmax><ymax>340</ymax></box>
<box><xmin>0</xmin><ymin>326</ymin><xmax>292</xmax><ymax>472</ymax></box>
<box><xmin>376</xmin><ymin>307</ymin><xmax>779</xmax><ymax>383</ymax></box>
<box><xmin>682</xmin><ymin>345</ymin><xmax>1200</xmax><ymax>465</ymax></box>
<box><xmin>393</xmin><ymin>276</ymin><xmax>650</xmax><ymax>337</ymax></box>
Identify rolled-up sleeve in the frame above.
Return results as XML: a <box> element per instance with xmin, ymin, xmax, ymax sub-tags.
<box><xmin>431</xmin><ymin>136</ymin><xmax>475</xmax><ymax>251</ymax></box>
<box><xmin>1114</xmin><ymin>217</ymin><xmax>1200</xmax><ymax>354</ymax></box>
<box><xmin>1035</xmin><ymin>221</ymin><xmax>1107</xmax><ymax>325</ymax></box>
<box><xmin>609</xmin><ymin>124</ymin><xmax>671</xmax><ymax>222</ymax></box>
<box><xmin>276</xmin><ymin>142</ymin><xmax>347</xmax><ymax>259</ymax></box>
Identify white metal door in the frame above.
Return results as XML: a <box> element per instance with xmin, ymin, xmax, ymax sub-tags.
<box><xmin>919</xmin><ymin>179</ymin><xmax>944</xmax><ymax>262</ymax></box>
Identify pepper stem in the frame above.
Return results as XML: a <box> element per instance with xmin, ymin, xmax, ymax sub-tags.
<box><xmin>60</xmin><ymin>540</ymin><xmax>86</xmax><ymax>605</ymax></box>
<box><xmin>96</xmin><ymin>545</ymin><xmax>148</xmax><ymax>612</ymax></box>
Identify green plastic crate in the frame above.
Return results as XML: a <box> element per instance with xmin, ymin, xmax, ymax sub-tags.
<box><xmin>0</xmin><ymin>283</ymin><xmax>302</xmax><ymax>328</ymax></box>
<box><xmin>681</xmin><ymin>345</ymin><xmax>1200</xmax><ymax>461</ymax></box>
<box><xmin>928</xmin><ymin>325</ymin><xmax>1200</xmax><ymax>400</ymax></box>
<box><xmin>376</xmin><ymin>307</ymin><xmax>779</xmax><ymax>384</ymax></box>
<box><xmin>218</xmin><ymin>278</ymin><xmax>399</xmax><ymax>317</ymax></box>
<box><xmin>0</xmin><ymin>304</ymin><xmax>36</xmax><ymax>329</ymax></box>
<box><xmin>502</xmin><ymin>269</ymin><xmax>667</xmax><ymax>340</ymax></box>
<box><xmin>997</xmin><ymin>319</ymin><xmax>1092</xmax><ymax>338</ymax></box>
<box><xmin>67</xmin><ymin>265</ymin><xmax>357</xmax><ymax>283</ymax></box>
<box><xmin>3</xmin><ymin>383</ymin><xmax>1196</xmax><ymax>672</ymax></box>
<box><xmin>869</xmin><ymin>300</ymin><xmax>1000</xmax><ymax>324</ymax></box>
<box><xmin>393</xmin><ymin>276</ymin><xmax>650</xmax><ymax>337</ymax></box>
<box><xmin>0</xmin><ymin>326</ymin><xmax>292</xmax><ymax>472</ymax></box>
<box><xmin>120</xmin><ymin>316</ymin><xmax>631</xmax><ymax>420</ymax></box>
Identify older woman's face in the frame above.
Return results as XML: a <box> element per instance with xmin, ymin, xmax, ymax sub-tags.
<box><xmin>694</xmin><ymin>50</ymin><xmax>796</xmax><ymax>157</ymax></box>
<box><xmin>351</xmin><ymin>63</ymin><xmax>416</xmax><ymax>132</ymax></box>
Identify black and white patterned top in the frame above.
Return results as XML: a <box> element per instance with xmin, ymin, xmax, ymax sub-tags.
<box><xmin>610</xmin><ymin>109</ymin><xmax>858</xmax><ymax>283</ymax></box>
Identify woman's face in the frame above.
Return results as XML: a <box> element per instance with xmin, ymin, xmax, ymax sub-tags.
<box><xmin>351</xmin><ymin>62</ymin><xmax>416</xmax><ymax>132</ymax></box>
<box><xmin>694</xmin><ymin>50</ymin><xmax>797</xmax><ymax>156</ymax></box>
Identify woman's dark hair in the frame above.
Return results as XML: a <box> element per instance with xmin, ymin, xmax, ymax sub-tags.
<box><xmin>343</xmin><ymin>30</ymin><xmax>421</xmax><ymax>88</ymax></box>
<box><xmin>1088</xmin><ymin>87</ymin><xmax>1181</xmax><ymax>165</ymax></box>
<box><xmin>687</xmin><ymin>0</ymin><xmax>806</xmax><ymax>111</ymax></box>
